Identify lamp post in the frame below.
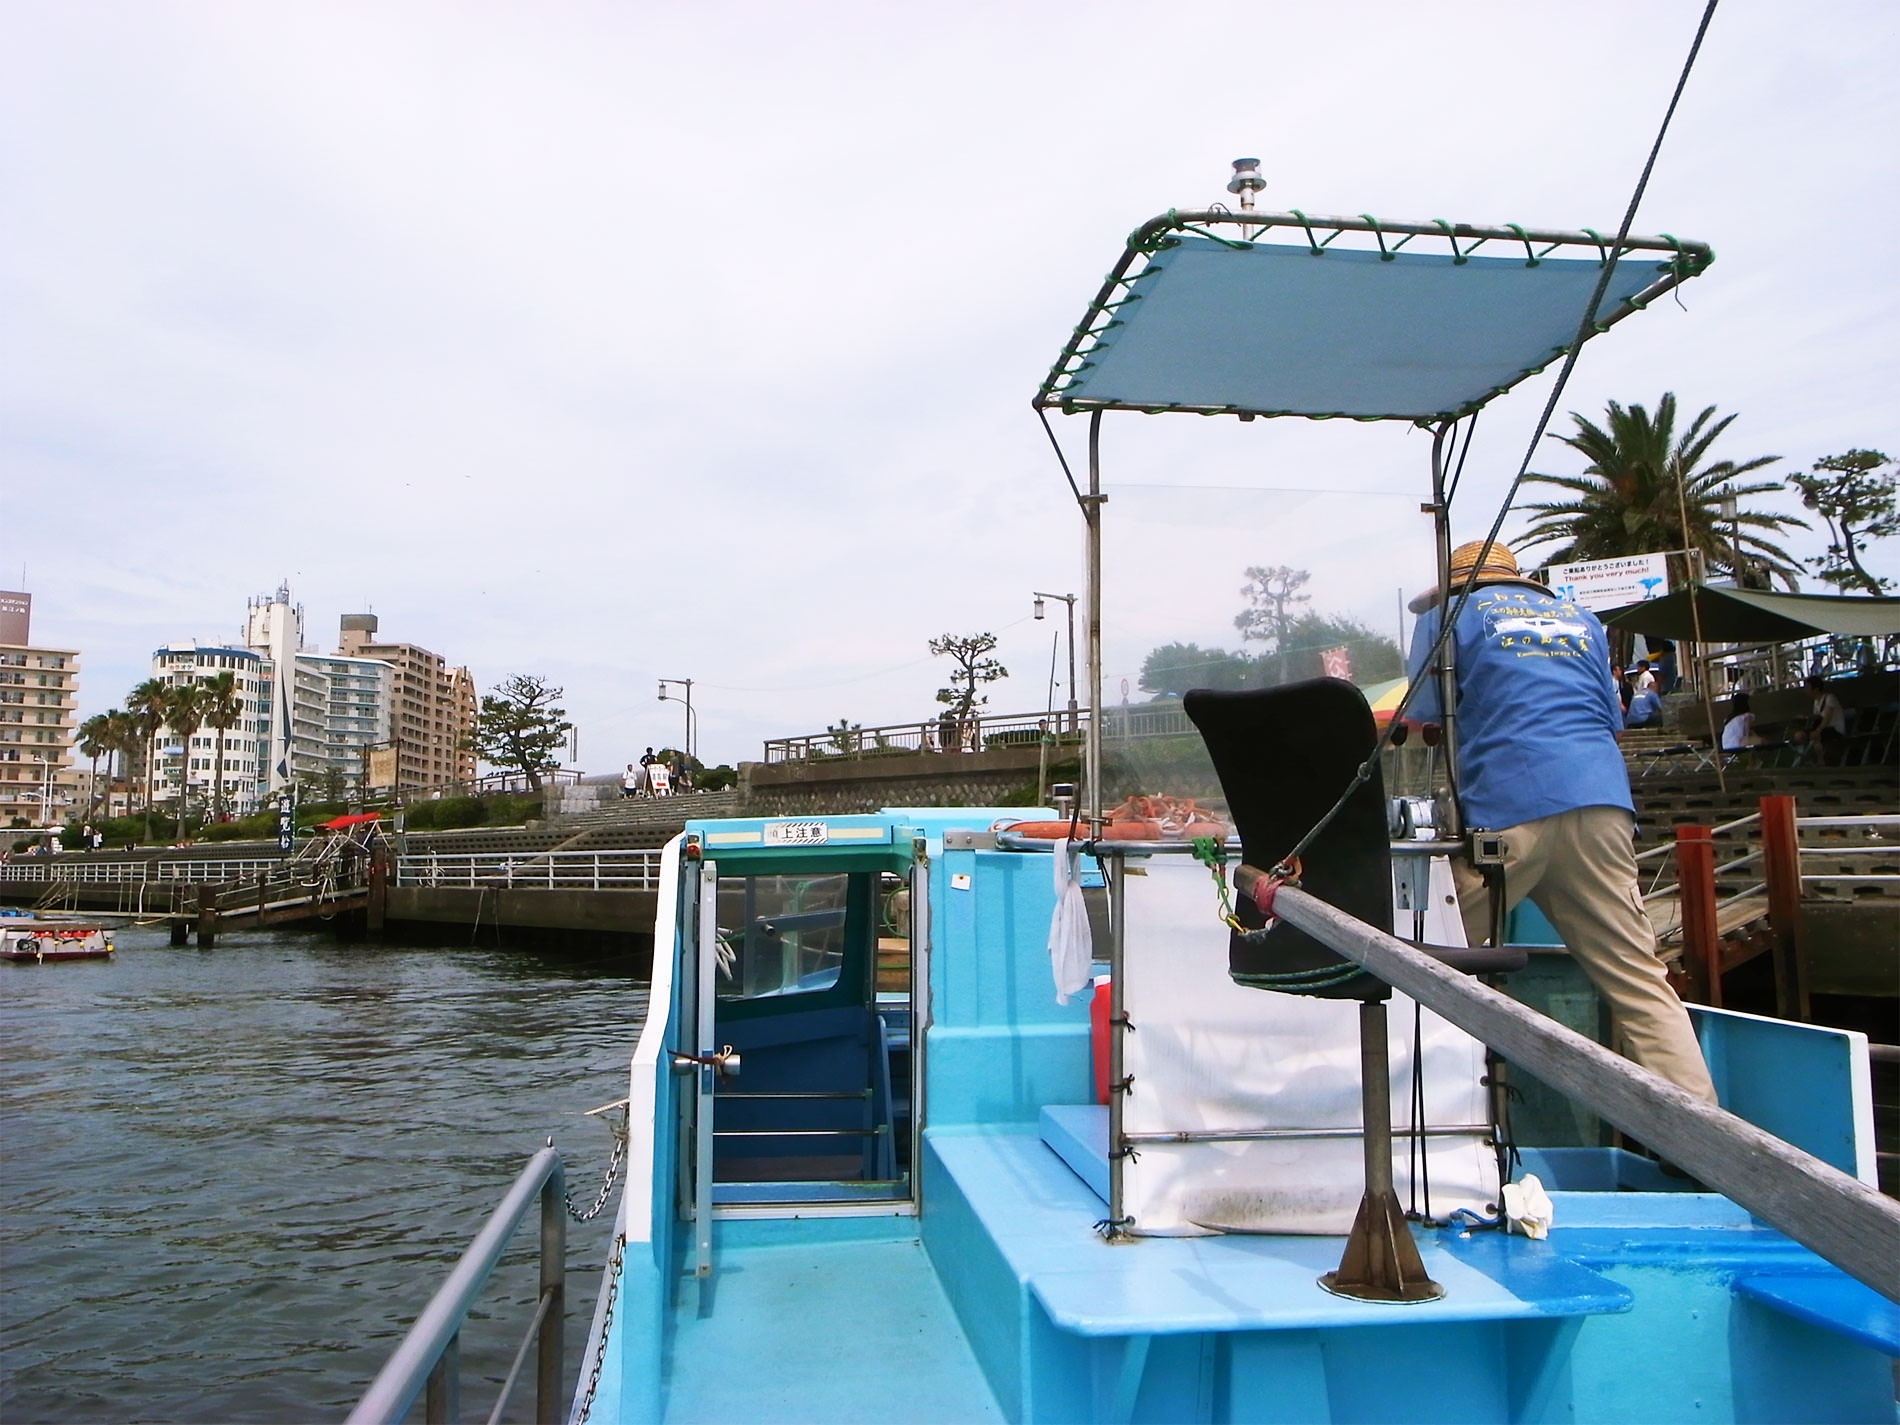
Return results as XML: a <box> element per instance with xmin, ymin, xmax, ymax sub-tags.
<box><xmin>657</xmin><ymin>679</ymin><xmax>696</xmax><ymax>762</ymax></box>
<box><xmin>1033</xmin><ymin>592</ymin><xmax>1079</xmax><ymax>735</ymax></box>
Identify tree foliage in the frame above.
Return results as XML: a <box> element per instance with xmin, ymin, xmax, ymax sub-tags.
<box><xmin>1790</xmin><ymin>448</ymin><xmax>1896</xmax><ymax>594</ymax></box>
<box><xmin>1138</xmin><ymin>643</ymin><xmax>1261</xmax><ymax>698</ymax></box>
<box><xmin>929</xmin><ymin>632</ymin><xmax>1007</xmax><ymax>720</ymax></box>
<box><xmin>468</xmin><ymin>675</ymin><xmax>574</xmax><ymax>791</ymax></box>
<box><xmin>1515</xmin><ymin>394</ymin><xmax>1806</xmax><ymax>588</ymax></box>
<box><xmin>1138</xmin><ymin>604</ymin><xmax>1402</xmax><ymax>699</ymax></box>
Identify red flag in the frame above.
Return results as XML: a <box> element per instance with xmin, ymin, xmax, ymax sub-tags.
<box><xmin>1321</xmin><ymin>645</ymin><xmax>1352</xmax><ymax>679</ymax></box>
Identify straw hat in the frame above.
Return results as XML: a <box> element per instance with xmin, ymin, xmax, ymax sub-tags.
<box><xmin>1408</xmin><ymin>540</ymin><xmax>1545</xmax><ymax>613</ymax></box>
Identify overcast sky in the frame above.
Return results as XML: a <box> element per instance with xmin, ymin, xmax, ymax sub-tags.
<box><xmin>5</xmin><ymin>1</ymin><xmax>1895</xmax><ymax>769</ymax></box>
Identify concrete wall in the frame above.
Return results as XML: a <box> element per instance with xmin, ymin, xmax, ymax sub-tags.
<box><xmin>739</xmin><ymin>746</ymin><xmax>1048</xmax><ymax>817</ymax></box>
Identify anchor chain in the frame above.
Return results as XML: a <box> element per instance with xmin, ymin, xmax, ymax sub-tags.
<box><xmin>566</xmin><ymin>1105</ymin><xmax>629</xmax><ymax>1222</ymax></box>
<box><xmin>573</xmin><ymin>1232</ymin><xmax>624</xmax><ymax>1424</ymax></box>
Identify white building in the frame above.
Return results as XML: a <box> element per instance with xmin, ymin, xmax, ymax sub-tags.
<box><xmin>148</xmin><ymin>643</ymin><xmax>269</xmax><ymax>816</ymax></box>
<box><xmin>238</xmin><ymin>584</ymin><xmax>396</xmax><ymax>802</ymax></box>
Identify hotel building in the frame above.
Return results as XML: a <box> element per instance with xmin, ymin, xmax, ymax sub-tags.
<box><xmin>0</xmin><ymin>592</ymin><xmax>80</xmax><ymax>828</ymax></box>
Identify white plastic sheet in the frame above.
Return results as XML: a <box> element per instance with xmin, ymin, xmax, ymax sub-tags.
<box><xmin>1046</xmin><ymin>839</ymin><xmax>1092</xmax><ymax>1005</ymax></box>
<box><xmin>1120</xmin><ymin>857</ymin><xmax>1497</xmax><ymax>1235</ymax></box>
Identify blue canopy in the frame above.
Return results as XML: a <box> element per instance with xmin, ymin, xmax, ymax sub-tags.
<box><xmin>1047</xmin><ymin>236</ymin><xmax>1681</xmax><ymax>422</ymax></box>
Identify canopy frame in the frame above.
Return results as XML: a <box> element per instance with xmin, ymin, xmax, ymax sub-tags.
<box><xmin>1034</xmin><ymin>209</ymin><xmax>1712</xmax><ymax>423</ymax></box>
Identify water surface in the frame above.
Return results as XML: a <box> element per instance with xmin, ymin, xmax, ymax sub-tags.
<box><xmin>0</xmin><ymin>924</ymin><xmax>645</xmax><ymax>1423</ymax></box>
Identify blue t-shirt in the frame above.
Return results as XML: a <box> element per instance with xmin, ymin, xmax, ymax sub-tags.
<box><xmin>1407</xmin><ymin>581</ymin><xmax>1632</xmax><ymax>830</ymax></box>
<box><xmin>1625</xmin><ymin>687</ymin><xmax>1663</xmax><ymax>728</ymax></box>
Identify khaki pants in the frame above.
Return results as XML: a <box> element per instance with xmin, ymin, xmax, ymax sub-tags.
<box><xmin>1452</xmin><ymin>805</ymin><xmax>1717</xmax><ymax>1103</ymax></box>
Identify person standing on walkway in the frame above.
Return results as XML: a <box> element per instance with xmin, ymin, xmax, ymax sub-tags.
<box><xmin>1407</xmin><ymin>540</ymin><xmax>1716</xmax><ymax>1102</ymax></box>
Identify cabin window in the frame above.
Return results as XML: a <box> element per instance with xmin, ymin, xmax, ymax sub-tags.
<box><xmin>715</xmin><ymin>873</ymin><xmax>848</xmax><ymax>1001</ymax></box>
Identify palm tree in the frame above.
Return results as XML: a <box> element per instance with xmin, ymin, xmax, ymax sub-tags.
<box><xmin>103</xmin><ymin>709</ymin><xmax>139</xmax><ymax>817</ymax></box>
<box><xmin>199</xmin><ymin>671</ymin><xmax>242</xmax><ymax>823</ymax></box>
<box><xmin>125</xmin><ymin>678</ymin><xmax>171</xmax><ymax>843</ymax></box>
<box><xmin>1514</xmin><ymin>394</ymin><xmax>1807</xmax><ymax>588</ymax></box>
<box><xmin>164</xmin><ymin>682</ymin><xmax>209</xmax><ymax>835</ymax></box>
<box><xmin>76</xmin><ymin>713</ymin><xmax>115</xmax><ymax>821</ymax></box>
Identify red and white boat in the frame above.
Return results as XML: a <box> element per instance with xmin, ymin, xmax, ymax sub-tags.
<box><xmin>0</xmin><ymin>920</ymin><xmax>114</xmax><ymax>962</ymax></box>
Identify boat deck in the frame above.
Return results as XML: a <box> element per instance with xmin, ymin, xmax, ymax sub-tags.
<box><xmin>661</xmin><ymin>1233</ymin><xmax>1003</xmax><ymax>1424</ymax></box>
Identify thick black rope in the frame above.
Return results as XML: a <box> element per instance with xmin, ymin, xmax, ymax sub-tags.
<box><xmin>1271</xmin><ymin>0</ymin><xmax>1723</xmax><ymax>876</ymax></box>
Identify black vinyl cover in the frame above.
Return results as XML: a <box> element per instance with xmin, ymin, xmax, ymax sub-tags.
<box><xmin>1184</xmin><ymin>679</ymin><xmax>1392</xmax><ymax>1001</ymax></box>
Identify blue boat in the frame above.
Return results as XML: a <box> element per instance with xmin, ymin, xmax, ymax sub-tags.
<box><xmin>349</xmin><ymin>171</ymin><xmax>1900</xmax><ymax>1424</ymax></box>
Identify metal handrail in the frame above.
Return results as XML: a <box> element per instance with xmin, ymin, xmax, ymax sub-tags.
<box><xmin>1634</xmin><ymin>810</ymin><xmax>1760</xmax><ymax>865</ymax></box>
<box><xmin>347</xmin><ymin>1147</ymin><xmax>566</xmax><ymax>1425</ymax></box>
<box><xmin>395</xmin><ymin>849</ymin><xmax>663</xmax><ymax>891</ymax></box>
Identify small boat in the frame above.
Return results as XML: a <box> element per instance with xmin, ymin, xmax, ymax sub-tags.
<box><xmin>1</xmin><ymin>919</ymin><xmax>114</xmax><ymax>962</ymax></box>
<box><xmin>350</xmin><ymin>158</ymin><xmax>1900</xmax><ymax>1424</ymax></box>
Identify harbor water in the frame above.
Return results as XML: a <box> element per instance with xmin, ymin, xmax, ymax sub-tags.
<box><xmin>0</xmin><ymin>923</ymin><xmax>645</xmax><ymax>1424</ymax></box>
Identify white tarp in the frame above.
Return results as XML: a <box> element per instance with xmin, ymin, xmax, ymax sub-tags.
<box><xmin>1120</xmin><ymin>857</ymin><xmax>1497</xmax><ymax>1235</ymax></box>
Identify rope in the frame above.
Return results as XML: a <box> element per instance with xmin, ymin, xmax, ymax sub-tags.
<box><xmin>1270</xmin><ymin>0</ymin><xmax>1723</xmax><ymax>876</ymax></box>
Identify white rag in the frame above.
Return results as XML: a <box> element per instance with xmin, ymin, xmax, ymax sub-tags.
<box><xmin>1048</xmin><ymin>838</ymin><xmax>1092</xmax><ymax>1004</ymax></box>
<box><xmin>1502</xmin><ymin>1173</ymin><xmax>1555</xmax><ymax>1239</ymax></box>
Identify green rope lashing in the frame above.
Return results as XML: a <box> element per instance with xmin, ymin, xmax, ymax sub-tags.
<box><xmin>1191</xmin><ymin>837</ymin><xmax>1247</xmax><ymax>931</ymax></box>
<box><xmin>1361</xmin><ymin>214</ymin><xmax>1396</xmax><ymax>262</ymax></box>
<box><xmin>1289</xmin><ymin>209</ymin><xmax>1324</xmax><ymax>256</ymax></box>
<box><xmin>1506</xmin><ymin>223</ymin><xmax>1539</xmax><ymax>267</ymax></box>
<box><xmin>1233</xmin><ymin>963</ymin><xmax>1367</xmax><ymax>991</ymax></box>
<box><xmin>1431</xmin><ymin>219</ymin><xmax>1467</xmax><ymax>264</ymax></box>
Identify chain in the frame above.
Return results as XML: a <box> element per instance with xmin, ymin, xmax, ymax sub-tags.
<box><xmin>566</xmin><ymin>1107</ymin><xmax>628</xmax><ymax>1222</ymax></box>
<box><xmin>573</xmin><ymin>1232</ymin><xmax>624</xmax><ymax>1424</ymax></box>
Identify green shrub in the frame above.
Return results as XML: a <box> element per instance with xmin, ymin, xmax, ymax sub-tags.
<box><xmin>430</xmin><ymin>797</ymin><xmax>488</xmax><ymax>830</ymax></box>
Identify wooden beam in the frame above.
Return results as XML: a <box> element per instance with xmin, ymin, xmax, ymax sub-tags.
<box><xmin>1273</xmin><ymin>884</ymin><xmax>1900</xmax><ymax>1304</ymax></box>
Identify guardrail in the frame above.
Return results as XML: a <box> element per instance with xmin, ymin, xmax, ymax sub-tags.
<box><xmin>395</xmin><ymin>849</ymin><xmax>664</xmax><ymax>891</ymax></box>
<box><xmin>347</xmin><ymin>1147</ymin><xmax>566</xmax><ymax>1425</ymax></box>
<box><xmin>1798</xmin><ymin>813</ymin><xmax>1900</xmax><ymax>889</ymax></box>
<box><xmin>0</xmin><ymin>857</ymin><xmax>283</xmax><ymax>886</ymax></box>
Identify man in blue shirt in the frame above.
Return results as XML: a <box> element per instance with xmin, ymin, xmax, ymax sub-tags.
<box><xmin>1408</xmin><ymin>541</ymin><xmax>1714</xmax><ymax>1102</ymax></box>
<box><xmin>1624</xmin><ymin>683</ymin><xmax>1664</xmax><ymax>728</ymax></box>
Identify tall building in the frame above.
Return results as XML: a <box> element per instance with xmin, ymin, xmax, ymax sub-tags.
<box><xmin>0</xmin><ymin>593</ymin><xmax>82</xmax><ymax>828</ymax></box>
<box><xmin>147</xmin><ymin>643</ymin><xmax>270</xmax><ymax>815</ymax></box>
<box><xmin>337</xmin><ymin>614</ymin><xmax>477</xmax><ymax>790</ymax></box>
<box><xmin>287</xmin><ymin>653</ymin><xmax>393</xmax><ymax>796</ymax></box>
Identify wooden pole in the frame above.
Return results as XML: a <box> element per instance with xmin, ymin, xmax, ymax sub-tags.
<box><xmin>1673</xmin><ymin>824</ymin><xmax>1721</xmax><ymax>1007</ymax></box>
<box><xmin>196</xmin><ymin>883</ymin><xmax>217</xmax><ymax>948</ymax></box>
<box><xmin>1758</xmin><ymin>794</ymin><xmax>1810</xmax><ymax>1021</ymax></box>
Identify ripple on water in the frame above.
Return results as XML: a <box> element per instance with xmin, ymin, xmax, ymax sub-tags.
<box><xmin>0</xmin><ymin>926</ymin><xmax>646</xmax><ymax>1424</ymax></box>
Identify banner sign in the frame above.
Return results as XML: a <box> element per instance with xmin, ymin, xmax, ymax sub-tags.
<box><xmin>0</xmin><ymin>591</ymin><xmax>29</xmax><ymax>645</ymax></box>
<box><xmin>1544</xmin><ymin>554</ymin><xmax>1670</xmax><ymax>613</ymax></box>
<box><xmin>277</xmin><ymin>794</ymin><xmax>294</xmax><ymax>853</ymax></box>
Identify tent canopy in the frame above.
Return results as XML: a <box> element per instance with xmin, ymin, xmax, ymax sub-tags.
<box><xmin>319</xmin><ymin>812</ymin><xmax>383</xmax><ymax>830</ymax></box>
<box><xmin>1035</xmin><ymin>214</ymin><xmax>1711</xmax><ymax>423</ymax></box>
<box><xmin>1601</xmin><ymin>584</ymin><xmax>1900</xmax><ymax>643</ymax></box>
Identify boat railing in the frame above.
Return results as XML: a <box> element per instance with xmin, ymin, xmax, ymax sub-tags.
<box><xmin>394</xmin><ymin>849</ymin><xmax>664</xmax><ymax>891</ymax></box>
<box><xmin>346</xmin><ymin>1146</ymin><xmax>566</xmax><ymax>1425</ymax></box>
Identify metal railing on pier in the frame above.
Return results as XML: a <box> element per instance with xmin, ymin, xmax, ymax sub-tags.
<box><xmin>347</xmin><ymin>1147</ymin><xmax>566</xmax><ymax>1425</ymax></box>
<box><xmin>0</xmin><ymin>856</ymin><xmax>283</xmax><ymax>886</ymax></box>
<box><xmin>395</xmin><ymin>849</ymin><xmax>664</xmax><ymax>891</ymax></box>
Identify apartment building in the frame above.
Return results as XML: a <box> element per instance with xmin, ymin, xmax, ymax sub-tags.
<box><xmin>147</xmin><ymin>643</ymin><xmax>270</xmax><ymax>814</ymax></box>
<box><xmin>0</xmin><ymin>592</ymin><xmax>81</xmax><ymax>828</ymax></box>
<box><xmin>336</xmin><ymin>614</ymin><xmax>476</xmax><ymax>790</ymax></box>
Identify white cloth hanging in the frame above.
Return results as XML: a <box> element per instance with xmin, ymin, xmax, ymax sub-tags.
<box><xmin>1048</xmin><ymin>839</ymin><xmax>1092</xmax><ymax>1004</ymax></box>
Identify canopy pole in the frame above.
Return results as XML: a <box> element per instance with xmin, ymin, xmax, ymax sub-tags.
<box><xmin>1084</xmin><ymin>410</ymin><xmax>1105</xmax><ymax>832</ymax></box>
<box><xmin>1427</xmin><ymin>420</ymin><xmax>1463</xmax><ymax>840</ymax></box>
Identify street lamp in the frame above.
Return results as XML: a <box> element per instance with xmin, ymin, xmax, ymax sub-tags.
<box><xmin>657</xmin><ymin>678</ymin><xmax>696</xmax><ymax>761</ymax></box>
<box><xmin>1033</xmin><ymin>592</ymin><xmax>1079</xmax><ymax>735</ymax></box>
